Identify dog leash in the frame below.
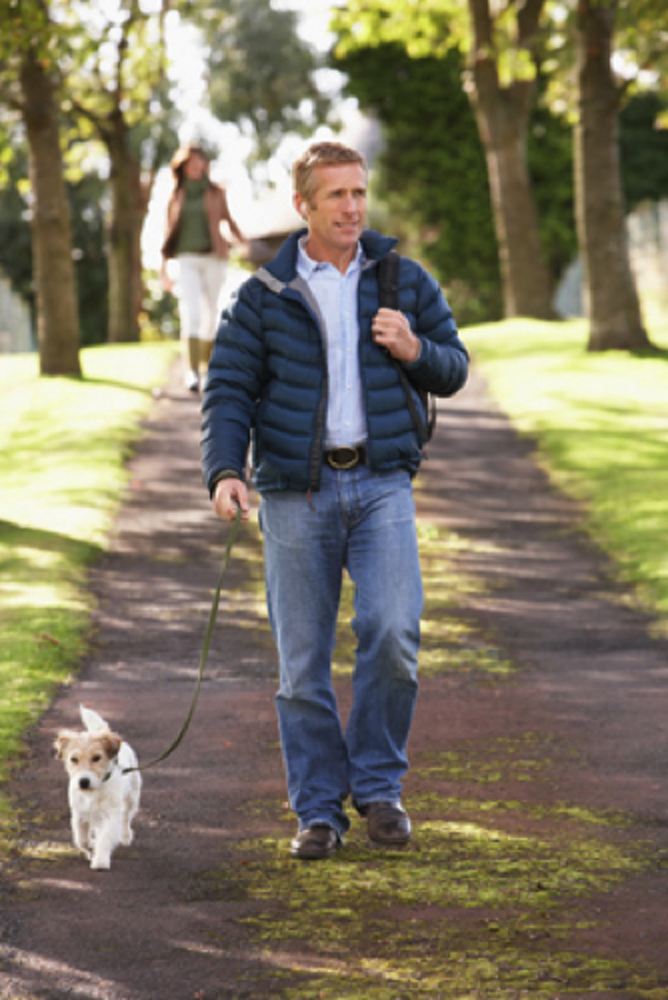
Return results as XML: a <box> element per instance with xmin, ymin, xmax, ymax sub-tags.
<box><xmin>123</xmin><ymin>506</ymin><xmax>242</xmax><ymax>775</ymax></box>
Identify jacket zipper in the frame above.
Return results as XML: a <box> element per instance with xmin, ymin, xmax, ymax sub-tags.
<box><xmin>284</xmin><ymin>277</ymin><xmax>328</xmax><ymax>493</ymax></box>
<box><xmin>308</xmin><ymin>368</ymin><xmax>328</xmax><ymax>492</ymax></box>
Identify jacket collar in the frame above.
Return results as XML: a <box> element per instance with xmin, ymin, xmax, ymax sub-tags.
<box><xmin>266</xmin><ymin>228</ymin><xmax>398</xmax><ymax>285</ymax></box>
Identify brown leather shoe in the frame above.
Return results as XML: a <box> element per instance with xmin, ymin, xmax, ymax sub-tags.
<box><xmin>290</xmin><ymin>824</ymin><xmax>341</xmax><ymax>860</ymax></box>
<box><xmin>364</xmin><ymin>801</ymin><xmax>412</xmax><ymax>846</ymax></box>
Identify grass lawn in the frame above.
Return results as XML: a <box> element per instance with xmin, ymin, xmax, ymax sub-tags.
<box><xmin>463</xmin><ymin>317</ymin><xmax>668</xmax><ymax>629</ymax></box>
<box><xmin>0</xmin><ymin>342</ymin><xmax>177</xmax><ymax>847</ymax></box>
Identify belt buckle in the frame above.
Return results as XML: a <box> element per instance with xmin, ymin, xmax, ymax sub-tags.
<box><xmin>327</xmin><ymin>447</ymin><xmax>359</xmax><ymax>470</ymax></box>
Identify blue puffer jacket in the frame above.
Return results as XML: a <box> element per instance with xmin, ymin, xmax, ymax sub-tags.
<box><xmin>201</xmin><ymin>228</ymin><xmax>469</xmax><ymax>494</ymax></box>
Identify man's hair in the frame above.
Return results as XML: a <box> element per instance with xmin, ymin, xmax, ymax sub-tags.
<box><xmin>292</xmin><ymin>141</ymin><xmax>367</xmax><ymax>205</ymax></box>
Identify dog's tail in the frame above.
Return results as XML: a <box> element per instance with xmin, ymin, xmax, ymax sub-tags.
<box><xmin>80</xmin><ymin>705</ymin><xmax>109</xmax><ymax>733</ymax></box>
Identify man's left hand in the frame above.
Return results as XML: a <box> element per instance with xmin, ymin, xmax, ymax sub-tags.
<box><xmin>372</xmin><ymin>308</ymin><xmax>421</xmax><ymax>363</ymax></box>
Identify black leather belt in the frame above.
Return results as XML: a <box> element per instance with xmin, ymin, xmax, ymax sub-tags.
<box><xmin>324</xmin><ymin>445</ymin><xmax>367</xmax><ymax>470</ymax></box>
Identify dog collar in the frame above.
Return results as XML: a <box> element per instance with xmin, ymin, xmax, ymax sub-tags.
<box><xmin>102</xmin><ymin>759</ymin><xmax>119</xmax><ymax>783</ymax></box>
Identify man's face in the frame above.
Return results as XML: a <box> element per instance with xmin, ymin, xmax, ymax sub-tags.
<box><xmin>298</xmin><ymin>162</ymin><xmax>368</xmax><ymax>266</ymax></box>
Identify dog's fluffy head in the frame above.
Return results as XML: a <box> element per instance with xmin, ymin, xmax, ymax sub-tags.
<box><xmin>55</xmin><ymin>729</ymin><xmax>122</xmax><ymax>791</ymax></box>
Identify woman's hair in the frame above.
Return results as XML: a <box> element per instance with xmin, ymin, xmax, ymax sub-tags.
<box><xmin>292</xmin><ymin>141</ymin><xmax>367</xmax><ymax>206</ymax></box>
<box><xmin>169</xmin><ymin>144</ymin><xmax>210</xmax><ymax>185</ymax></box>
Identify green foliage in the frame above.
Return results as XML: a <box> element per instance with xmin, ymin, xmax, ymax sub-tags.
<box><xmin>189</xmin><ymin>0</ymin><xmax>332</xmax><ymax>161</ymax></box>
<box><xmin>336</xmin><ymin>41</ymin><xmax>502</xmax><ymax>324</ymax></box>
<box><xmin>528</xmin><ymin>77</ymin><xmax>578</xmax><ymax>281</ymax></box>
<box><xmin>620</xmin><ymin>91</ymin><xmax>668</xmax><ymax>209</ymax></box>
<box><xmin>0</xmin><ymin>146</ymin><xmax>110</xmax><ymax>347</ymax></box>
<box><xmin>331</xmin><ymin>0</ymin><xmax>668</xmax><ymax>331</ymax></box>
<box><xmin>335</xmin><ymin>38</ymin><xmax>577</xmax><ymax>324</ymax></box>
<box><xmin>616</xmin><ymin>0</ymin><xmax>668</xmax><ymax>89</ymax></box>
<box><xmin>0</xmin><ymin>0</ymin><xmax>181</xmax><ymax>354</ymax></box>
<box><xmin>54</xmin><ymin>1</ymin><xmax>179</xmax><ymax>180</ymax></box>
<box><xmin>0</xmin><ymin>148</ymin><xmax>34</xmax><ymax>319</ymax></box>
<box><xmin>69</xmin><ymin>172</ymin><xmax>109</xmax><ymax>347</ymax></box>
<box><xmin>332</xmin><ymin>0</ymin><xmax>465</xmax><ymax>61</ymax></box>
<box><xmin>0</xmin><ymin>0</ymin><xmax>52</xmax><ymax>73</ymax></box>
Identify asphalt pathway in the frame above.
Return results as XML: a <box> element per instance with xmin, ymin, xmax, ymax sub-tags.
<box><xmin>2</xmin><ymin>359</ymin><xmax>668</xmax><ymax>999</ymax></box>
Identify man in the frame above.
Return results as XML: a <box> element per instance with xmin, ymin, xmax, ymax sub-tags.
<box><xmin>201</xmin><ymin>141</ymin><xmax>468</xmax><ymax>860</ymax></box>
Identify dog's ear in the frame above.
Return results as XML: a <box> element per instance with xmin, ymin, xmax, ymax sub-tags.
<box><xmin>101</xmin><ymin>733</ymin><xmax>122</xmax><ymax>759</ymax></box>
<box><xmin>54</xmin><ymin>731</ymin><xmax>76</xmax><ymax>759</ymax></box>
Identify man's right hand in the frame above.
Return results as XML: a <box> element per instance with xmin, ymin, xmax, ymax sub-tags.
<box><xmin>212</xmin><ymin>478</ymin><xmax>251</xmax><ymax>522</ymax></box>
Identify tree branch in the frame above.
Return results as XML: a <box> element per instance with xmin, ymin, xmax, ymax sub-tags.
<box><xmin>517</xmin><ymin>0</ymin><xmax>546</xmax><ymax>47</ymax></box>
<box><xmin>468</xmin><ymin>0</ymin><xmax>494</xmax><ymax>54</ymax></box>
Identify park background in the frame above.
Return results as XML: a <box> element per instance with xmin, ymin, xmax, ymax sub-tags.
<box><xmin>0</xmin><ymin>3</ymin><xmax>668</xmax><ymax>995</ymax></box>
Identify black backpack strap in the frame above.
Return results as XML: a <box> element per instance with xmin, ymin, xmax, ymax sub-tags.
<box><xmin>377</xmin><ymin>252</ymin><xmax>433</xmax><ymax>445</ymax></box>
<box><xmin>377</xmin><ymin>250</ymin><xmax>400</xmax><ymax>309</ymax></box>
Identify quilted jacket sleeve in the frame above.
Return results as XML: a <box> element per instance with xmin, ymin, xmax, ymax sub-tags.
<box><xmin>400</xmin><ymin>261</ymin><xmax>469</xmax><ymax>398</ymax></box>
<box><xmin>200</xmin><ymin>278</ymin><xmax>265</xmax><ymax>492</ymax></box>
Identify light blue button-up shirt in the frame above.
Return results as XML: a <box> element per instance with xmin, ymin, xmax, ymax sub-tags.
<box><xmin>296</xmin><ymin>238</ymin><xmax>368</xmax><ymax>449</ymax></box>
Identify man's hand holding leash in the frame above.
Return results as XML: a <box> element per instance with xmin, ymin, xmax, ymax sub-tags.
<box><xmin>213</xmin><ymin>478</ymin><xmax>251</xmax><ymax>522</ymax></box>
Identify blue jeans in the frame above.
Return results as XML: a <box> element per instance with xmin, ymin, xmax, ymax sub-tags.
<box><xmin>259</xmin><ymin>464</ymin><xmax>422</xmax><ymax>836</ymax></box>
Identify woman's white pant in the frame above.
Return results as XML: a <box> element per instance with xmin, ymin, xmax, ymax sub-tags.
<box><xmin>176</xmin><ymin>253</ymin><xmax>227</xmax><ymax>343</ymax></box>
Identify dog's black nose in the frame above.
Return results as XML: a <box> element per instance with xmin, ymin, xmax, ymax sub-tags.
<box><xmin>79</xmin><ymin>777</ymin><xmax>91</xmax><ymax>790</ymax></box>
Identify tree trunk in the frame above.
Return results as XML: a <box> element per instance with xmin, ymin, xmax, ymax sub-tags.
<box><xmin>20</xmin><ymin>50</ymin><xmax>81</xmax><ymax>377</ymax></box>
<box><xmin>106</xmin><ymin>112</ymin><xmax>144</xmax><ymax>343</ymax></box>
<box><xmin>468</xmin><ymin>0</ymin><xmax>555</xmax><ymax>320</ymax></box>
<box><xmin>575</xmin><ymin>0</ymin><xmax>653</xmax><ymax>351</ymax></box>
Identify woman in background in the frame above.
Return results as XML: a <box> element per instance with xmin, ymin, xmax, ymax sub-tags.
<box><xmin>161</xmin><ymin>144</ymin><xmax>244</xmax><ymax>392</ymax></box>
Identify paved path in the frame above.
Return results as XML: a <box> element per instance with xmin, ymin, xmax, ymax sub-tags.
<box><xmin>2</xmin><ymin>361</ymin><xmax>668</xmax><ymax>999</ymax></box>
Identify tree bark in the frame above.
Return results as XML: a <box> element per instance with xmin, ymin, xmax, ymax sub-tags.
<box><xmin>20</xmin><ymin>49</ymin><xmax>81</xmax><ymax>376</ymax></box>
<box><xmin>575</xmin><ymin>0</ymin><xmax>653</xmax><ymax>351</ymax></box>
<box><xmin>107</xmin><ymin>111</ymin><xmax>144</xmax><ymax>343</ymax></box>
<box><xmin>468</xmin><ymin>0</ymin><xmax>555</xmax><ymax>320</ymax></box>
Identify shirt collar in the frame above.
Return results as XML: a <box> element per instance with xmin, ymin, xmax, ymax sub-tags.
<box><xmin>296</xmin><ymin>236</ymin><xmax>365</xmax><ymax>280</ymax></box>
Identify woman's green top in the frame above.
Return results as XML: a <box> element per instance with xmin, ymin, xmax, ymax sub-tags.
<box><xmin>176</xmin><ymin>178</ymin><xmax>212</xmax><ymax>254</ymax></box>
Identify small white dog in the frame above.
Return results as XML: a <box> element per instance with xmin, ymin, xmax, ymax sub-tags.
<box><xmin>55</xmin><ymin>705</ymin><xmax>142</xmax><ymax>870</ymax></box>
